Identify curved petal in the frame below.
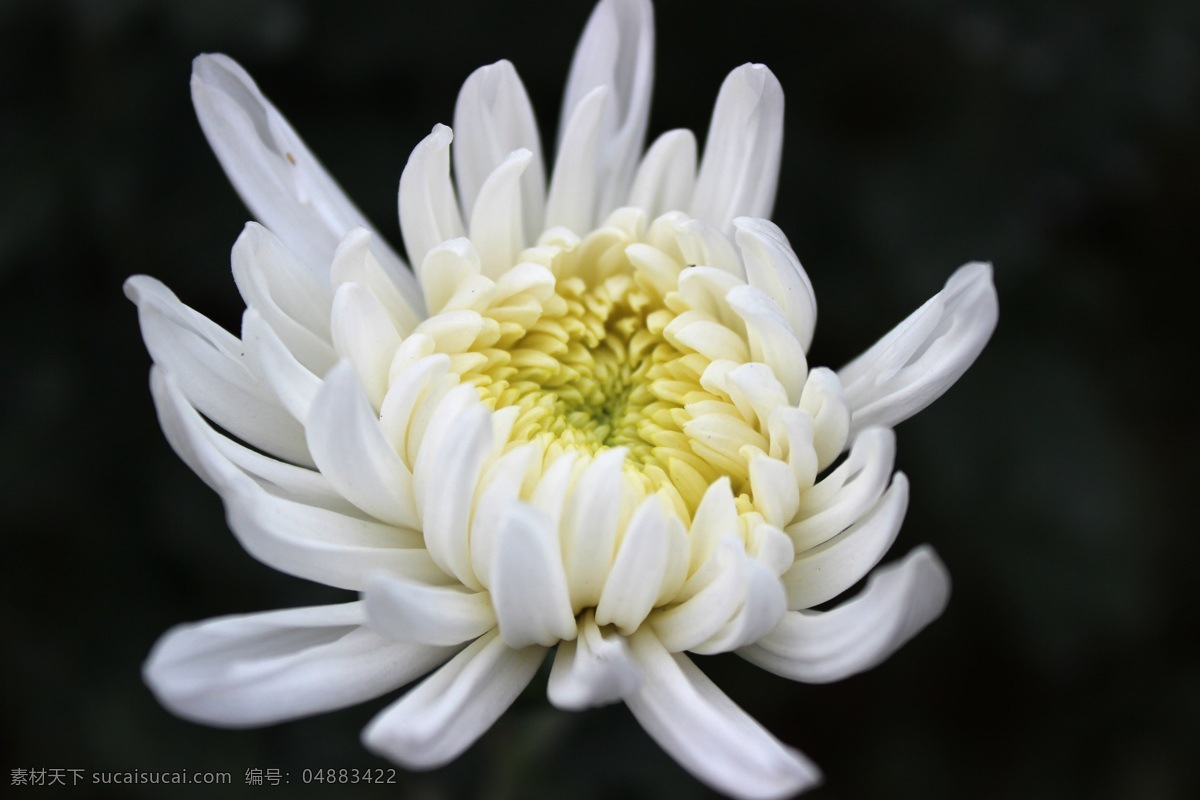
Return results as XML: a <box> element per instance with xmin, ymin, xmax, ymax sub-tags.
<box><xmin>364</xmin><ymin>573</ymin><xmax>496</xmax><ymax>647</ymax></box>
<box><xmin>782</xmin><ymin>473</ymin><xmax>909</xmax><ymax>610</ymax></box>
<box><xmin>559</xmin><ymin>0</ymin><xmax>655</xmax><ymax>217</ymax></box>
<box><xmin>126</xmin><ymin>275</ymin><xmax>312</xmax><ymax>466</ymax></box>
<box><xmin>740</xmin><ymin>546</ymin><xmax>950</xmax><ymax>683</ymax></box>
<box><xmin>595</xmin><ymin>497</ymin><xmax>671</xmax><ymax>634</ymax></box>
<box><xmin>362</xmin><ymin>629</ymin><xmax>545</xmax><ymax>769</ymax></box>
<box><xmin>561</xmin><ymin>447</ymin><xmax>627</xmax><ymax>611</ymax></box>
<box><xmin>330</xmin><ymin>227</ymin><xmax>422</xmax><ymax>336</ymax></box>
<box><xmin>144</xmin><ymin>602</ymin><xmax>455</xmax><ymax>727</ymax></box>
<box><xmin>727</xmin><ymin>285</ymin><xmax>808</xmax><ymax>404</ymax></box>
<box><xmin>329</xmin><ymin>281</ymin><xmax>402</xmax><ymax>411</ymax></box>
<box><xmin>545</xmin><ymin>85</ymin><xmax>610</xmax><ymax>234</ymax></box>
<box><xmin>548</xmin><ymin>610</ymin><xmax>640</xmax><ymax>710</ymax></box>
<box><xmin>190</xmin><ymin>54</ymin><xmax>420</xmax><ymax>312</ymax></box>
<box><xmin>625</xmin><ymin>629</ymin><xmax>821</xmax><ymax>800</ymax></box>
<box><xmin>398</xmin><ymin>124</ymin><xmax>466</xmax><ymax>273</ymax></box>
<box><xmin>490</xmin><ymin>504</ymin><xmax>577</xmax><ymax>648</ymax></box>
<box><xmin>240</xmin><ymin>308</ymin><xmax>321</xmax><ymax>425</ymax></box>
<box><xmin>734</xmin><ymin>217</ymin><xmax>816</xmax><ymax>352</ymax></box>
<box><xmin>839</xmin><ymin>262</ymin><xmax>998</xmax><ymax>437</ymax></box>
<box><xmin>469</xmin><ymin>148</ymin><xmax>533</xmax><ymax>279</ymax></box>
<box><xmin>306</xmin><ymin>362</ymin><xmax>419</xmax><ymax>529</ymax></box>
<box><xmin>150</xmin><ymin>368</ymin><xmax>442</xmax><ymax>591</ymax></box>
<box><xmin>453</xmin><ymin>60</ymin><xmax>545</xmax><ymax>239</ymax></box>
<box><xmin>690</xmin><ymin>64</ymin><xmax>784</xmax><ymax>235</ymax></box>
<box><xmin>627</xmin><ymin>129</ymin><xmax>696</xmax><ymax>217</ymax></box>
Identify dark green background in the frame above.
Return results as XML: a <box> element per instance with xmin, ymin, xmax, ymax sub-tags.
<box><xmin>2</xmin><ymin>0</ymin><xmax>1196</xmax><ymax>797</ymax></box>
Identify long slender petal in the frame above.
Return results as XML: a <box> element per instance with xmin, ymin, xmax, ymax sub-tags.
<box><xmin>490</xmin><ymin>504</ymin><xmax>577</xmax><ymax>648</ymax></box>
<box><xmin>548</xmin><ymin>610</ymin><xmax>640</xmax><ymax>710</ymax></box>
<box><xmin>126</xmin><ymin>275</ymin><xmax>312</xmax><ymax>466</ymax></box>
<box><xmin>399</xmin><ymin>124</ymin><xmax>466</xmax><ymax>272</ymax></box>
<box><xmin>625</xmin><ymin>629</ymin><xmax>821</xmax><ymax>800</ymax></box>
<box><xmin>627</xmin><ymin>129</ymin><xmax>696</xmax><ymax>217</ymax></box>
<box><xmin>741</xmin><ymin>546</ymin><xmax>950</xmax><ymax>683</ymax></box>
<box><xmin>839</xmin><ymin>262</ymin><xmax>998</xmax><ymax>437</ymax></box>
<box><xmin>364</xmin><ymin>574</ymin><xmax>496</xmax><ymax>647</ymax></box>
<box><xmin>690</xmin><ymin>64</ymin><xmax>784</xmax><ymax>235</ymax></box>
<box><xmin>144</xmin><ymin>602</ymin><xmax>455</xmax><ymax>727</ymax></box>
<box><xmin>190</xmin><ymin>54</ymin><xmax>421</xmax><ymax>312</ymax></box>
<box><xmin>559</xmin><ymin>0</ymin><xmax>655</xmax><ymax>218</ymax></box>
<box><xmin>453</xmin><ymin>60</ymin><xmax>545</xmax><ymax>239</ymax></box>
<box><xmin>362</xmin><ymin>629</ymin><xmax>545</xmax><ymax>769</ymax></box>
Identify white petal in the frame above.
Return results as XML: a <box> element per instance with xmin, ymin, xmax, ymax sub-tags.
<box><xmin>329</xmin><ymin>281</ymin><xmax>401</xmax><ymax>411</ymax></box>
<box><xmin>190</xmin><ymin>54</ymin><xmax>419</xmax><ymax>310</ymax></box>
<box><xmin>562</xmin><ymin>448</ymin><xmax>627</xmax><ymax>610</ymax></box>
<box><xmin>782</xmin><ymin>473</ymin><xmax>909</xmax><ymax>610</ymax></box>
<box><xmin>548</xmin><ymin>611</ymin><xmax>640</xmax><ymax>710</ymax></box>
<box><xmin>229</xmin><ymin>222</ymin><xmax>335</xmax><ymax>374</ymax></box>
<box><xmin>362</xmin><ymin>629</ymin><xmax>544</xmax><ymax>769</ymax></box>
<box><xmin>452</xmin><ymin>59</ymin><xmax>545</xmax><ymax>240</ymax></box>
<box><xmin>415</xmin><ymin>237</ymin><xmax>484</xmax><ymax>317</ymax></box>
<box><xmin>306</xmin><ymin>362</ymin><xmax>419</xmax><ymax>529</ymax></box>
<box><xmin>490</xmin><ymin>504</ymin><xmax>577</xmax><ymax>648</ymax></box>
<box><xmin>798</xmin><ymin>367</ymin><xmax>850</xmax><ymax>469</ymax></box>
<box><xmin>788</xmin><ymin>427</ymin><xmax>895</xmax><ymax>552</ymax></box>
<box><xmin>330</xmin><ymin>227</ymin><xmax>422</xmax><ymax>336</ymax></box>
<box><xmin>241</xmin><ymin>308</ymin><xmax>321</xmax><ymax>425</ymax></box>
<box><xmin>126</xmin><ymin>275</ymin><xmax>311</xmax><ymax>466</ymax></box>
<box><xmin>545</xmin><ymin>85</ymin><xmax>610</xmax><ymax>234</ymax></box>
<box><xmin>688</xmin><ymin>477</ymin><xmax>738</xmax><ymax>576</ymax></box>
<box><xmin>379</xmin><ymin>353</ymin><xmax>451</xmax><ymax>466</ymax></box>
<box><xmin>740</xmin><ymin>546</ymin><xmax>950</xmax><ymax>683</ymax></box>
<box><xmin>627</xmin><ymin>129</ymin><xmax>697</xmax><ymax>217</ymax></box>
<box><xmin>559</xmin><ymin>0</ymin><xmax>655</xmax><ymax>217</ymax></box>
<box><xmin>595</xmin><ymin>497</ymin><xmax>670</xmax><ymax>633</ymax></box>
<box><xmin>151</xmin><ymin>369</ymin><xmax>441</xmax><ymax>591</ymax></box>
<box><xmin>748</xmin><ymin>453</ymin><xmax>800</xmax><ymax>530</ymax></box>
<box><xmin>469</xmin><ymin>444</ymin><xmax>539</xmax><ymax>588</ymax></box>
<box><xmin>734</xmin><ymin>217</ymin><xmax>816</xmax><ymax>352</ymax></box>
<box><xmin>672</xmin><ymin>216</ymin><xmax>745</xmax><ymax>279</ymax></box>
<box><xmin>727</xmin><ymin>285</ymin><xmax>808</xmax><ymax>404</ymax></box>
<box><xmin>838</xmin><ymin>262</ymin><xmax>998</xmax><ymax>437</ymax></box>
<box><xmin>690</xmin><ymin>556</ymin><xmax>787</xmax><ymax>655</ymax></box>
<box><xmin>690</xmin><ymin>64</ymin><xmax>784</xmax><ymax>235</ymax></box>
<box><xmin>412</xmin><ymin>385</ymin><xmax>492</xmax><ymax>590</ymax></box>
<box><xmin>398</xmin><ymin>124</ymin><xmax>466</xmax><ymax>272</ymax></box>
<box><xmin>625</xmin><ymin>629</ymin><xmax>821</xmax><ymax>800</ymax></box>
<box><xmin>650</xmin><ymin>536</ymin><xmax>746</xmax><ymax>652</ymax></box>
<box><xmin>364</xmin><ymin>573</ymin><xmax>495</xmax><ymax>647</ymax></box>
<box><xmin>469</xmin><ymin>148</ymin><xmax>533</xmax><ymax>279</ymax></box>
<box><xmin>145</xmin><ymin>602</ymin><xmax>456</xmax><ymax>728</ymax></box>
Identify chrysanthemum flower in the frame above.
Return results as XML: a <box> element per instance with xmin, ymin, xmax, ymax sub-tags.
<box><xmin>126</xmin><ymin>1</ymin><xmax>997</xmax><ymax>797</ymax></box>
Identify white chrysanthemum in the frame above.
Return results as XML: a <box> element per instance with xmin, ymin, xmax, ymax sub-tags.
<box><xmin>126</xmin><ymin>1</ymin><xmax>997</xmax><ymax>798</ymax></box>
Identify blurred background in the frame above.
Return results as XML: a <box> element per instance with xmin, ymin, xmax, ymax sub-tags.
<box><xmin>2</xmin><ymin>0</ymin><xmax>1196</xmax><ymax>797</ymax></box>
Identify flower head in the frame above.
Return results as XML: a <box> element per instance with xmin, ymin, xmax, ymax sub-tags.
<box><xmin>127</xmin><ymin>1</ymin><xmax>997</xmax><ymax>797</ymax></box>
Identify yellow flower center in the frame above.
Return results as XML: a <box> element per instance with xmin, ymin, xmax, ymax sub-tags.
<box><xmin>455</xmin><ymin>219</ymin><xmax>766</xmax><ymax>522</ymax></box>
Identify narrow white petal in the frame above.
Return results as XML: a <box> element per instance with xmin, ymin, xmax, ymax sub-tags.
<box><xmin>788</xmin><ymin>427</ymin><xmax>896</xmax><ymax>552</ymax></box>
<box><xmin>453</xmin><ymin>59</ymin><xmax>545</xmax><ymax>239</ymax></box>
<box><xmin>766</xmin><ymin>405</ymin><xmax>818</xmax><ymax>491</ymax></box>
<box><xmin>596</xmin><ymin>497</ymin><xmax>670</xmax><ymax>634</ymax></box>
<box><xmin>362</xmin><ymin>629</ymin><xmax>544</xmax><ymax>769</ymax></box>
<box><xmin>306</xmin><ymin>362</ymin><xmax>419</xmax><ymax>529</ymax></box>
<box><xmin>329</xmin><ymin>282</ymin><xmax>401</xmax><ymax>411</ymax></box>
<box><xmin>415</xmin><ymin>237</ymin><xmax>484</xmax><ymax>317</ymax></box>
<box><xmin>490</xmin><ymin>504</ymin><xmax>577</xmax><ymax>648</ymax></box>
<box><xmin>559</xmin><ymin>0</ymin><xmax>655</xmax><ymax>217</ymax></box>
<box><xmin>782</xmin><ymin>473</ymin><xmax>909</xmax><ymax>610</ymax></box>
<box><xmin>378</xmin><ymin>353</ymin><xmax>451</xmax><ymax>465</ymax></box>
<box><xmin>690</xmin><ymin>64</ymin><xmax>784</xmax><ymax>235</ymax></box>
<box><xmin>727</xmin><ymin>285</ymin><xmax>808</xmax><ymax>404</ymax></box>
<box><xmin>748</xmin><ymin>453</ymin><xmax>800</xmax><ymax>530</ymax></box>
<box><xmin>798</xmin><ymin>367</ymin><xmax>850</xmax><ymax>469</ymax></box>
<box><xmin>672</xmin><ymin>217</ymin><xmax>745</xmax><ymax>279</ymax></box>
<box><xmin>469</xmin><ymin>148</ymin><xmax>533</xmax><ymax>279</ymax></box>
<box><xmin>241</xmin><ymin>308</ymin><xmax>321</xmax><ymax>425</ymax></box>
<box><xmin>364</xmin><ymin>573</ymin><xmax>495</xmax><ymax>647</ymax></box>
<box><xmin>151</xmin><ymin>369</ymin><xmax>441</xmax><ymax>591</ymax></box>
<box><xmin>741</xmin><ymin>546</ymin><xmax>950</xmax><ymax>683</ymax></box>
<box><xmin>412</xmin><ymin>385</ymin><xmax>492</xmax><ymax>590</ymax></box>
<box><xmin>734</xmin><ymin>217</ymin><xmax>816</xmax><ymax>352</ymax></box>
<box><xmin>548</xmin><ymin>611</ymin><xmax>640</xmax><ymax>710</ymax></box>
<box><xmin>229</xmin><ymin>222</ymin><xmax>334</xmax><ymax>367</ymax></box>
<box><xmin>650</xmin><ymin>536</ymin><xmax>746</xmax><ymax>652</ymax></box>
<box><xmin>562</xmin><ymin>448</ymin><xmax>627</xmax><ymax>610</ymax></box>
<box><xmin>330</xmin><ymin>227</ymin><xmax>422</xmax><ymax>336</ymax></box>
<box><xmin>126</xmin><ymin>275</ymin><xmax>311</xmax><ymax>466</ymax></box>
<box><xmin>688</xmin><ymin>477</ymin><xmax>738</xmax><ymax>576</ymax></box>
<box><xmin>470</xmin><ymin>444</ymin><xmax>539</xmax><ymax>588</ymax></box>
<box><xmin>690</xmin><ymin>556</ymin><xmax>787</xmax><ymax>655</ymax></box>
<box><xmin>627</xmin><ymin>129</ymin><xmax>697</xmax><ymax>217</ymax></box>
<box><xmin>190</xmin><ymin>54</ymin><xmax>419</xmax><ymax>310</ymax></box>
<box><xmin>398</xmin><ymin>124</ymin><xmax>466</xmax><ymax>272</ymax></box>
<box><xmin>545</xmin><ymin>85</ymin><xmax>610</xmax><ymax>234</ymax></box>
<box><xmin>144</xmin><ymin>602</ymin><xmax>456</xmax><ymax>728</ymax></box>
<box><xmin>625</xmin><ymin>629</ymin><xmax>821</xmax><ymax>800</ymax></box>
<box><xmin>839</xmin><ymin>262</ymin><xmax>998</xmax><ymax>437</ymax></box>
